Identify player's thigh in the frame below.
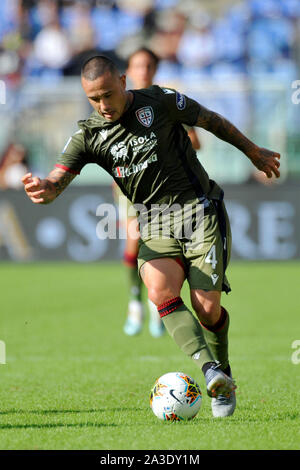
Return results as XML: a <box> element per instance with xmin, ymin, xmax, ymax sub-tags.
<box><xmin>137</xmin><ymin>224</ymin><xmax>187</xmax><ymax>303</ymax></box>
<box><xmin>141</xmin><ymin>257</ymin><xmax>185</xmax><ymax>304</ymax></box>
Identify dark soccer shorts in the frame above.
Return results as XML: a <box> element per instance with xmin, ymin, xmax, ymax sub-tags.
<box><xmin>137</xmin><ymin>200</ymin><xmax>231</xmax><ymax>292</ymax></box>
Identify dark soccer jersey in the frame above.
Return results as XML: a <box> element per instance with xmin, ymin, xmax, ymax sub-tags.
<box><xmin>56</xmin><ymin>85</ymin><xmax>223</xmax><ymax>207</ymax></box>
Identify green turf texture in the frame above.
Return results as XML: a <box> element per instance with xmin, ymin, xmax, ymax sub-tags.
<box><xmin>0</xmin><ymin>261</ymin><xmax>299</xmax><ymax>450</ymax></box>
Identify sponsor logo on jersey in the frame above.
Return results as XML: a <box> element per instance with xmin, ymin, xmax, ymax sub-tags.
<box><xmin>113</xmin><ymin>154</ymin><xmax>158</xmax><ymax>178</ymax></box>
<box><xmin>110</xmin><ymin>132</ymin><xmax>157</xmax><ymax>164</ymax></box>
<box><xmin>110</xmin><ymin>142</ymin><xmax>129</xmax><ymax>163</ymax></box>
<box><xmin>136</xmin><ymin>106</ymin><xmax>154</xmax><ymax>127</ymax></box>
<box><xmin>115</xmin><ymin>166</ymin><xmax>125</xmax><ymax>178</ymax></box>
<box><xmin>176</xmin><ymin>92</ymin><xmax>186</xmax><ymax>110</ymax></box>
<box><xmin>129</xmin><ymin>132</ymin><xmax>157</xmax><ymax>156</ymax></box>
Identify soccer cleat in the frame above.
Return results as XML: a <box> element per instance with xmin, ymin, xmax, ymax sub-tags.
<box><xmin>148</xmin><ymin>299</ymin><xmax>165</xmax><ymax>338</ymax></box>
<box><xmin>123</xmin><ymin>300</ymin><xmax>144</xmax><ymax>336</ymax></box>
<box><xmin>211</xmin><ymin>367</ymin><xmax>236</xmax><ymax>417</ymax></box>
<box><xmin>204</xmin><ymin>363</ymin><xmax>236</xmax><ymax>399</ymax></box>
<box><xmin>211</xmin><ymin>390</ymin><xmax>236</xmax><ymax>417</ymax></box>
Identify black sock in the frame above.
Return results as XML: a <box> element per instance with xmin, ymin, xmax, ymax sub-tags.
<box><xmin>201</xmin><ymin>361</ymin><xmax>218</xmax><ymax>375</ymax></box>
<box><xmin>223</xmin><ymin>364</ymin><xmax>231</xmax><ymax>377</ymax></box>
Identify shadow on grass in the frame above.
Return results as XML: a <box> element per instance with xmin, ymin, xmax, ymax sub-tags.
<box><xmin>0</xmin><ymin>407</ymin><xmax>144</xmax><ymax>429</ymax></box>
<box><xmin>0</xmin><ymin>422</ymin><xmax>117</xmax><ymax>430</ymax></box>
<box><xmin>0</xmin><ymin>407</ymin><xmax>142</xmax><ymax>416</ymax></box>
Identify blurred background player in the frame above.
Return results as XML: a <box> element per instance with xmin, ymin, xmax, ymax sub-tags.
<box><xmin>118</xmin><ymin>47</ymin><xmax>201</xmax><ymax>337</ymax></box>
<box><xmin>113</xmin><ymin>47</ymin><xmax>160</xmax><ymax>337</ymax></box>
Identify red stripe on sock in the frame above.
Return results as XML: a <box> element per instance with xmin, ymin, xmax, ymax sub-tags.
<box><xmin>158</xmin><ymin>296</ymin><xmax>182</xmax><ymax>310</ymax></box>
<box><xmin>157</xmin><ymin>297</ymin><xmax>183</xmax><ymax>317</ymax></box>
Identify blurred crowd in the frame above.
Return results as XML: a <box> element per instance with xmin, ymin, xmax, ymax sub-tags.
<box><xmin>0</xmin><ymin>0</ymin><xmax>299</xmax><ymax>187</ymax></box>
<box><xmin>0</xmin><ymin>0</ymin><xmax>299</xmax><ymax>89</ymax></box>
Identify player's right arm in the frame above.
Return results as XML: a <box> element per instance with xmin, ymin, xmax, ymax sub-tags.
<box><xmin>195</xmin><ymin>105</ymin><xmax>281</xmax><ymax>179</ymax></box>
<box><xmin>22</xmin><ymin>167</ymin><xmax>76</xmax><ymax>204</ymax></box>
<box><xmin>161</xmin><ymin>86</ymin><xmax>280</xmax><ymax>179</ymax></box>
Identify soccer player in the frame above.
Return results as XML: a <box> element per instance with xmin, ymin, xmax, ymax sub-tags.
<box><xmin>22</xmin><ymin>56</ymin><xmax>280</xmax><ymax>417</ymax></box>
<box><xmin>119</xmin><ymin>47</ymin><xmax>201</xmax><ymax>338</ymax></box>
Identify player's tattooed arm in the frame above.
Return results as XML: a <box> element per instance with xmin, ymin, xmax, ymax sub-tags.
<box><xmin>47</xmin><ymin>168</ymin><xmax>76</xmax><ymax>200</ymax></box>
<box><xmin>21</xmin><ymin>168</ymin><xmax>76</xmax><ymax>204</ymax></box>
<box><xmin>195</xmin><ymin>105</ymin><xmax>281</xmax><ymax>179</ymax></box>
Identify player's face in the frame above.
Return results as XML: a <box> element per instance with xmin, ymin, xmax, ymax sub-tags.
<box><xmin>126</xmin><ymin>52</ymin><xmax>157</xmax><ymax>89</ymax></box>
<box><xmin>82</xmin><ymin>71</ymin><xmax>127</xmax><ymax>122</ymax></box>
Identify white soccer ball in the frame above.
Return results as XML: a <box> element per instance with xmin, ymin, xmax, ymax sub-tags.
<box><xmin>150</xmin><ymin>372</ymin><xmax>202</xmax><ymax>421</ymax></box>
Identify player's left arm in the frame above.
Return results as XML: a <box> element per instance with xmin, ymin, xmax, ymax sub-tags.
<box><xmin>195</xmin><ymin>105</ymin><xmax>280</xmax><ymax>179</ymax></box>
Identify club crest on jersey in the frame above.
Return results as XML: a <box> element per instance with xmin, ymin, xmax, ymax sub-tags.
<box><xmin>136</xmin><ymin>106</ymin><xmax>154</xmax><ymax>128</ymax></box>
<box><xmin>176</xmin><ymin>92</ymin><xmax>186</xmax><ymax>110</ymax></box>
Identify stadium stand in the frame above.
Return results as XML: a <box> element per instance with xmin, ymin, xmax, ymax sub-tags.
<box><xmin>0</xmin><ymin>0</ymin><xmax>299</xmax><ymax>182</ymax></box>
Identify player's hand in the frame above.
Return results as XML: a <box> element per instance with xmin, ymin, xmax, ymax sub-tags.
<box><xmin>248</xmin><ymin>147</ymin><xmax>281</xmax><ymax>179</ymax></box>
<box><xmin>21</xmin><ymin>172</ymin><xmax>46</xmax><ymax>203</ymax></box>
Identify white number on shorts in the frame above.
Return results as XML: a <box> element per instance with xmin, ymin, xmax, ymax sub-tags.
<box><xmin>205</xmin><ymin>245</ymin><xmax>217</xmax><ymax>270</ymax></box>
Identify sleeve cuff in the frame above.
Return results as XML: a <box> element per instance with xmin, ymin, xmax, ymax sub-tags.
<box><xmin>55</xmin><ymin>164</ymin><xmax>80</xmax><ymax>175</ymax></box>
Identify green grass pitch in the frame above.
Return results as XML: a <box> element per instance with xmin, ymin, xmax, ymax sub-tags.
<box><xmin>0</xmin><ymin>261</ymin><xmax>299</xmax><ymax>450</ymax></box>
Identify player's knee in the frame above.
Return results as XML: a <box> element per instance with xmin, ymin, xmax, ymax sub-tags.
<box><xmin>147</xmin><ymin>286</ymin><xmax>177</xmax><ymax>307</ymax></box>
